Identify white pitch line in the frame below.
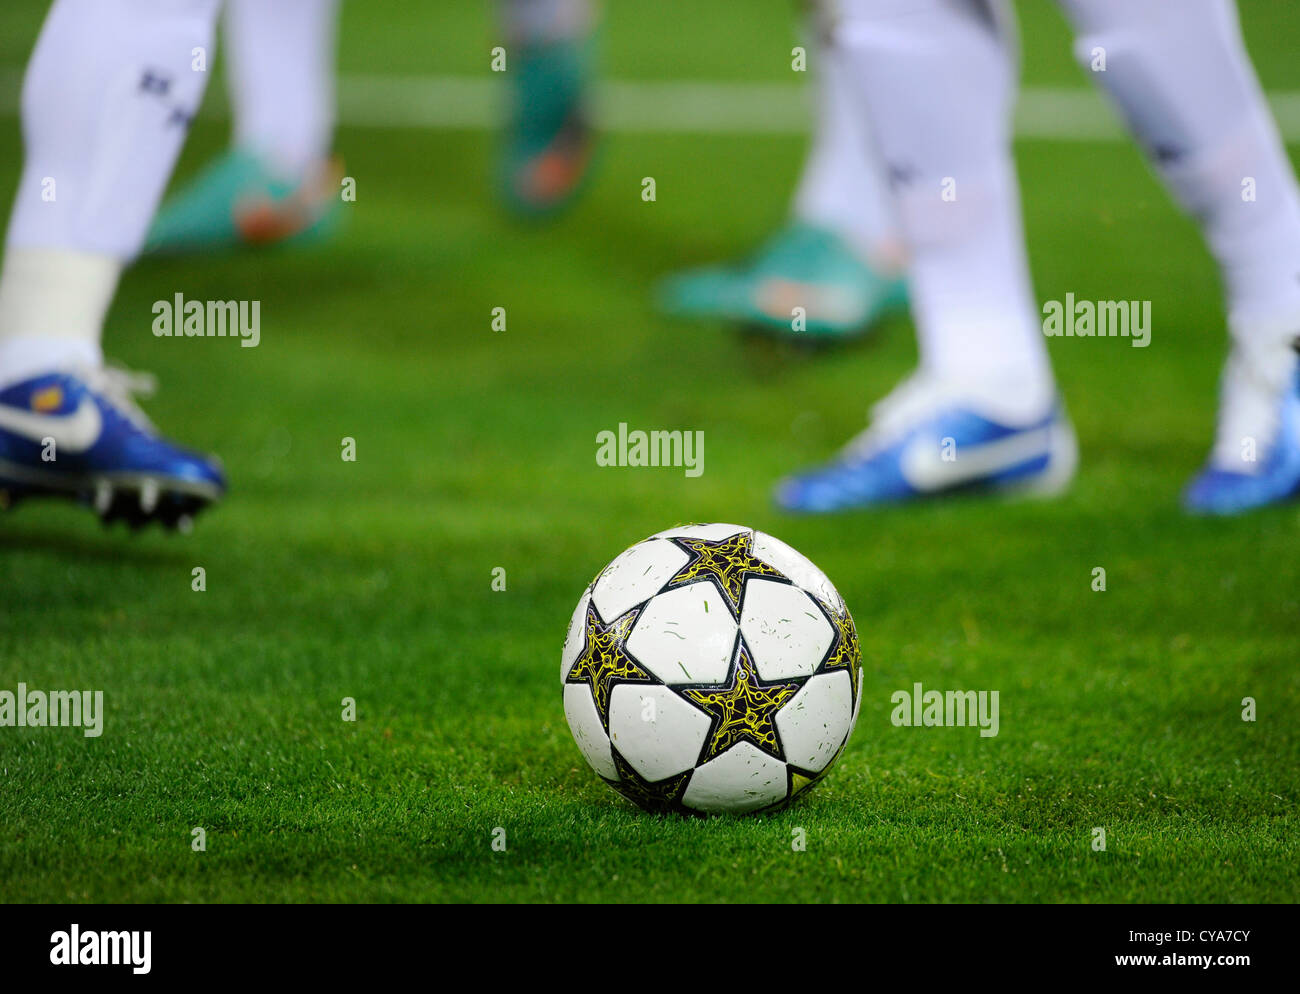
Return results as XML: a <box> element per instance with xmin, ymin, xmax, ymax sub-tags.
<box><xmin>3</xmin><ymin>69</ymin><xmax>1300</xmax><ymax>141</ymax></box>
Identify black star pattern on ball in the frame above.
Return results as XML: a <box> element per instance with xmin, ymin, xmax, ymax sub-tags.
<box><xmin>664</xmin><ymin>530</ymin><xmax>788</xmax><ymax>618</ymax></box>
<box><xmin>678</xmin><ymin>637</ymin><xmax>802</xmax><ymax>764</ymax></box>
<box><xmin>816</xmin><ymin>599</ymin><xmax>861</xmax><ymax>703</ymax></box>
<box><xmin>565</xmin><ymin>602</ymin><xmax>655</xmax><ymax>733</ymax></box>
<box><xmin>604</xmin><ymin>747</ymin><xmax>691</xmax><ymax>814</ymax></box>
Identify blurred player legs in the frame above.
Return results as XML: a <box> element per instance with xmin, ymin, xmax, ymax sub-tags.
<box><xmin>498</xmin><ymin>0</ymin><xmax>599</xmax><ymax>215</ymax></box>
<box><xmin>1057</xmin><ymin>0</ymin><xmax>1300</xmax><ymax>513</ymax></box>
<box><xmin>149</xmin><ymin>0</ymin><xmax>599</xmax><ymax>253</ymax></box>
<box><xmin>780</xmin><ymin>0</ymin><xmax>1300</xmax><ymax>514</ymax></box>
<box><xmin>657</xmin><ymin>9</ymin><xmax>908</xmax><ymax>342</ymax></box>
<box><xmin>777</xmin><ymin>0</ymin><xmax>1075</xmax><ymax>513</ymax></box>
<box><xmin>146</xmin><ymin>0</ymin><xmax>343</xmax><ymax>253</ymax></box>
<box><xmin>0</xmin><ymin>0</ymin><xmax>227</xmax><ymax>529</ymax></box>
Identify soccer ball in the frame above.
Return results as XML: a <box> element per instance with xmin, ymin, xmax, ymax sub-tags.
<box><xmin>561</xmin><ymin>523</ymin><xmax>862</xmax><ymax>815</ymax></box>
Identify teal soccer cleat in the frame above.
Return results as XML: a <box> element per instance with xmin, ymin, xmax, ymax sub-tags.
<box><xmin>656</xmin><ymin>222</ymin><xmax>908</xmax><ymax>342</ymax></box>
<box><xmin>145</xmin><ymin>148</ymin><xmax>343</xmax><ymax>255</ymax></box>
<box><xmin>500</xmin><ymin>36</ymin><xmax>597</xmax><ymax>217</ymax></box>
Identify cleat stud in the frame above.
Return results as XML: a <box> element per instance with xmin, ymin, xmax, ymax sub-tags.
<box><xmin>93</xmin><ymin>480</ymin><xmax>113</xmax><ymax>515</ymax></box>
<box><xmin>139</xmin><ymin>479</ymin><xmax>160</xmax><ymax>514</ymax></box>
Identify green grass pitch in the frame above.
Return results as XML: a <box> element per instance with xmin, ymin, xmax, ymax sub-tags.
<box><xmin>0</xmin><ymin>1</ymin><xmax>1296</xmax><ymax>902</ymax></box>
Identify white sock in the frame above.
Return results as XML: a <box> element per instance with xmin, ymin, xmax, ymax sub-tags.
<box><xmin>836</xmin><ymin>0</ymin><xmax>1054</xmax><ymax>419</ymax></box>
<box><xmin>226</xmin><ymin>0</ymin><xmax>339</xmax><ymax>180</ymax></box>
<box><xmin>793</xmin><ymin>27</ymin><xmax>902</xmax><ymax>270</ymax></box>
<box><xmin>0</xmin><ymin>0</ymin><xmax>220</xmax><ymax>386</ymax></box>
<box><xmin>500</xmin><ymin>0</ymin><xmax>593</xmax><ymax>44</ymax></box>
<box><xmin>0</xmin><ymin>250</ymin><xmax>119</xmax><ymax>384</ymax></box>
<box><xmin>1061</xmin><ymin>0</ymin><xmax>1300</xmax><ymax>345</ymax></box>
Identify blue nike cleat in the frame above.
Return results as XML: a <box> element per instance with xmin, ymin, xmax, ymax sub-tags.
<box><xmin>0</xmin><ymin>367</ymin><xmax>224</xmax><ymax>530</ymax></box>
<box><xmin>775</xmin><ymin>375</ymin><xmax>1077</xmax><ymax>513</ymax></box>
<box><xmin>1183</xmin><ymin>339</ymin><xmax>1300</xmax><ymax>515</ymax></box>
<box><xmin>656</xmin><ymin>222</ymin><xmax>908</xmax><ymax>342</ymax></box>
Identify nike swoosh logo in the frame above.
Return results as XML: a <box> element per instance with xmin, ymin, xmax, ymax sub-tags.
<box><xmin>0</xmin><ymin>397</ymin><xmax>102</xmax><ymax>453</ymax></box>
<box><xmin>900</xmin><ymin>425</ymin><xmax>1052</xmax><ymax>491</ymax></box>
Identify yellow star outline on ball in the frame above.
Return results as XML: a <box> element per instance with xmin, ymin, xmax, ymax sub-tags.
<box><xmin>665</xmin><ymin>530</ymin><xmax>787</xmax><ymax>617</ymax></box>
<box><xmin>679</xmin><ymin>637</ymin><xmax>801</xmax><ymax>763</ymax></box>
<box><xmin>565</xmin><ymin>602</ymin><xmax>655</xmax><ymax>732</ymax></box>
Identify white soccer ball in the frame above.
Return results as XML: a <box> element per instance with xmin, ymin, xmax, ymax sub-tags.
<box><xmin>561</xmin><ymin>523</ymin><xmax>862</xmax><ymax>815</ymax></box>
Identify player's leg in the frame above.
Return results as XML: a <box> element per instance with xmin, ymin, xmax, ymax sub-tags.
<box><xmin>228</xmin><ymin>0</ymin><xmax>338</xmax><ymax>180</ymax></box>
<box><xmin>0</xmin><ymin>0</ymin><xmax>225</xmax><ymax>529</ymax></box>
<box><xmin>147</xmin><ymin>0</ymin><xmax>342</xmax><ymax>253</ymax></box>
<box><xmin>776</xmin><ymin>0</ymin><xmax>1074</xmax><ymax>512</ymax></box>
<box><xmin>657</xmin><ymin>6</ymin><xmax>908</xmax><ymax>343</ymax></box>
<box><xmin>791</xmin><ymin>12</ymin><xmax>906</xmax><ymax>283</ymax></box>
<box><xmin>497</xmin><ymin>0</ymin><xmax>598</xmax><ymax>215</ymax></box>
<box><xmin>1059</xmin><ymin>0</ymin><xmax>1300</xmax><ymax>514</ymax></box>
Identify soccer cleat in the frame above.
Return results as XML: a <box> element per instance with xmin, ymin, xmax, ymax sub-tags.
<box><xmin>0</xmin><ymin>367</ymin><xmax>224</xmax><ymax>531</ymax></box>
<box><xmin>1183</xmin><ymin>339</ymin><xmax>1300</xmax><ymax>515</ymax></box>
<box><xmin>655</xmin><ymin>222</ymin><xmax>908</xmax><ymax>342</ymax></box>
<box><xmin>145</xmin><ymin>148</ymin><xmax>343</xmax><ymax>255</ymax></box>
<box><xmin>774</xmin><ymin>374</ymin><xmax>1077</xmax><ymax>513</ymax></box>
<box><xmin>500</xmin><ymin>36</ymin><xmax>597</xmax><ymax>216</ymax></box>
